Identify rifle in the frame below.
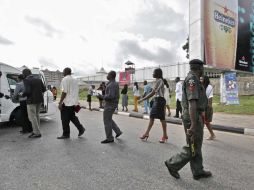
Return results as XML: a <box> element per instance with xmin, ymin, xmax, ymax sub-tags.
<box><xmin>188</xmin><ymin>135</ymin><xmax>195</xmax><ymax>157</ymax></box>
<box><xmin>187</xmin><ymin>128</ymin><xmax>195</xmax><ymax>157</ymax></box>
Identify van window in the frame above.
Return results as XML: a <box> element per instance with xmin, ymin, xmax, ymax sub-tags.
<box><xmin>6</xmin><ymin>74</ymin><xmax>19</xmax><ymax>91</ymax></box>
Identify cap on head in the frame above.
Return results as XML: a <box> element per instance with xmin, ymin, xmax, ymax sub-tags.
<box><xmin>189</xmin><ymin>59</ymin><xmax>204</xmax><ymax>71</ymax></box>
<box><xmin>189</xmin><ymin>59</ymin><xmax>204</xmax><ymax>66</ymax></box>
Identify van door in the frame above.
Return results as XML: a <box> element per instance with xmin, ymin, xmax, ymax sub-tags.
<box><xmin>3</xmin><ymin>73</ymin><xmax>20</xmax><ymax>122</ymax></box>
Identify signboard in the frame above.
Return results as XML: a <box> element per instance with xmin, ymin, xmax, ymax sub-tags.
<box><xmin>125</xmin><ymin>67</ymin><xmax>135</xmax><ymax>74</ymax></box>
<box><xmin>224</xmin><ymin>72</ymin><xmax>239</xmax><ymax>105</ymax></box>
<box><xmin>235</xmin><ymin>0</ymin><xmax>254</xmax><ymax>72</ymax></box>
<box><xmin>204</xmin><ymin>0</ymin><xmax>238</xmax><ymax>70</ymax></box>
<box><xmin>119</xmin><ymin>71</ymin><xmax>130</xmax><ymax>86</ymax></box>
<box><xmin>203</xmin><ymin>0</ymin><xmax>254</xmax><ymax>73</ymax></box>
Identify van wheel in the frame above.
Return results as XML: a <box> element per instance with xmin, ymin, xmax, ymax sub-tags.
<box><xmin>11</xmin><ymin>109</ymin><xmax>23</xmax><ymax>125</ymax></box>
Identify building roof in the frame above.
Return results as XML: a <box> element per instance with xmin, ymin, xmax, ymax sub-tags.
<box><xmin>96</xmin><ymin>67</ymin><xmax>107</xmax><ymax>74</ymax></box>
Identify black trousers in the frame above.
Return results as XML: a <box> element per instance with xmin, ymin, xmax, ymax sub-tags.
<box><xmin>60</xmin><ymin>105</ymin><xmax>83</xmax><ymax>136</ymax></box>
<box><xmin>20</xmin><ymin>101</ymin><xmax>32</xmax><ymax>132</ymax></box>
<box><xmin>176</xmin><ymin>100</ymin><xmax>182</xmax><ymax>117</ymax></box>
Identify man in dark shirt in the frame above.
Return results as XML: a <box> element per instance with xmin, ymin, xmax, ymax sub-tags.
<box><xmin>99</xmin><ymin>71</ymin><xmax>122</xmax><ymax>144</ymax></box>
<box><xmin>13</xmin><ymin>74</ymin><xmax>32</xmax><ymax>133</ymax></box>
<box><xmin>23</xmin><ymin>69</ymin><xmax>46</xmax><ymax>138</ymax></box>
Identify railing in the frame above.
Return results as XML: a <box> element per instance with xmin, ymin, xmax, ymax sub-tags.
<box><xmin>79</xmin><ymin>62</ymin><xmax>189</xmax><ymax>83</ymax></box>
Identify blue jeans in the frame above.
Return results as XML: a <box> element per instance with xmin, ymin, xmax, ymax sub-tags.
<box><xmin>144</xmin><ymin>99</ymin><xmax>150</xmax><ymax>113</ymax></box>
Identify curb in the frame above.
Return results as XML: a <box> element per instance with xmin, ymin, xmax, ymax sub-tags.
<box><xmin>244</xmin><ymin>128</ymin><xmax>254</xmax><ymax>136</ymax></box>
<box><xmin>211</xmin><ymin>125</ymin><xmax>244</xmax><ymax>134</ymax></box>
<box><xmin>86</xmin><ymin>108</ymin><xmax>254</xmax><ymax>136</ymax></box>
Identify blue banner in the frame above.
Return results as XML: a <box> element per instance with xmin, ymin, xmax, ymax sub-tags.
<box><xmin>224</xmin><ymin>72</ymin><xmax>240</xmax><ymax>105</ymax></box>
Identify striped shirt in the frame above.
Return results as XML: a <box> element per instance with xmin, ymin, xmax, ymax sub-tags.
<box><xmin>153</xmin><ymin>78</ymin><xmax>164</xmax><ymax>97</ymax></box>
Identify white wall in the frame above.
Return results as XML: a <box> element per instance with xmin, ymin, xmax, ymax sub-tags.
<box><xmin>79</xmin><ymin>62</ymin><xmax>189</xmax><ymax>83</ymax></box>
<box><xmin>189</xmin><ymin>0</ymin><xmax>204</xmax><ymax>61</ymax></box>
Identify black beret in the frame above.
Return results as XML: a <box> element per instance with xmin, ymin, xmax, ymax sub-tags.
<box><xmin>189</xmin><ymin>59</ymin><xmax>204</xmax><ymax>65</ymax></box>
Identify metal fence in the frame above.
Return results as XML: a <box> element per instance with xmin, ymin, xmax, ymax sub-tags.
<box><xmin>79</xmin><ymin>62</ymin><xmax>189</xmax><ymax>84</ymax></box>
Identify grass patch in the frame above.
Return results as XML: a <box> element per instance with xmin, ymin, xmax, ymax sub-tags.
<box><xmin>77</xmin><ymin>88</ymin><xmax>254</xmax><ymax>114</ymax></box>
<box><xmin>213</xmin><ymin>95</ymin><xmax>254</xmax><ymax>115</ymax></box>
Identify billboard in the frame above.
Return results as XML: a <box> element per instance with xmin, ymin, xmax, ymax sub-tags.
<box><xmin>119</xmin><ymin>71</ymin><xmax>130</xmax><ymax>86</ymax></box>
<box><xmin>203</xmin><ymin>0</ymin><xmax>254</xmax><ymax>73</ymax></box>
<box><xmin>204</xmin><ymin>0</ymin><xmax>238</xmax><ymax>70</ymax></box>
<box><xmin>235</xmin><ymin>1</ymin><xmax>254</xmax><ymax>72</ymax></box>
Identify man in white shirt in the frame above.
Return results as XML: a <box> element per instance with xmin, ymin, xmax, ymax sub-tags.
<box><xmin>57</xmin><ymin>67</ymin><xmax>85</xmax><ymax>139</ymax></box>
<box><xmin>174</xmin><ymin>77</ymin><xmax>182</xmax><ymax>118</ymax></box>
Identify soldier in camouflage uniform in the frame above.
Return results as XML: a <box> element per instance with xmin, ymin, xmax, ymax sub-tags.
<box><xmin>164</xmin><ymin>59</ymin><xmax>212</xmax><ymax>180</ymax></box>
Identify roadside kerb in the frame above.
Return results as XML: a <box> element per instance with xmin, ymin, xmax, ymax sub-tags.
<box><xmin>212</xmin><ymin>124</ymin><xmax>244</xmax><ymax>134</ymax></box>
<box><xmin>244</xmin><ymin>128</ymin><xmax>254</xmax><ymax>136</ymax></box>
<box><xmin>88</xmin><ymin>108</ymin><xmax>253</xmax><ymax>136</ymax></box>
<box><xmin>129</xmin><ymin>112</ymin><xmax>143</xmax><ymax>119</ymax></box>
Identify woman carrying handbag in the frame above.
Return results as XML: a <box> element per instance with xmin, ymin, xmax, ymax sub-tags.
<box><xmin>138</xmin><ymin>68</ymin><xmax>168</xmax><ymax>143</ymax></box>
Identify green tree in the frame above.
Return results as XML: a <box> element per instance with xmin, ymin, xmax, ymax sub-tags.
<box><xmin>182</xmin><ymin>36</ymin><xmax>189</xmax><ymax>59</ymax></box>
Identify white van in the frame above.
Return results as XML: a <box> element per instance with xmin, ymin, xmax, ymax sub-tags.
<box><xmin>0</xmin><ymin>62</ymin><xmax>57</xmax><ymax>123</ymax></box>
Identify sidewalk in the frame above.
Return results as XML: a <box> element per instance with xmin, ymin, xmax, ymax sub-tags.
<box><xmin>80</xmin><ymin>101</ymin><xmax>254</xmax><ymax>136</ymax></box>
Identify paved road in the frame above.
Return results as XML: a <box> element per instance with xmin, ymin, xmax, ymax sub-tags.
<box><xmin>0</xmin><ymin>110</ymin><xmax>254</xmax><ymax>190</ymax></box>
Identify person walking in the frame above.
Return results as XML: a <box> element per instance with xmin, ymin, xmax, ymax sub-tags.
<box><xmin>143</xmin><ymin>80</ymin><xmax>152</xmax><ymax>114</ymax></box>
<box><xmin>132</xmin><ymin>82</ymin><xmax>140</xmax><ymax>112</ymax></box>
<box><xmin>138</xmin><ymin>68</ymin><xmax>168</xmax><ymax>143</ymax></box>
<box><xmin>121</xmin><ymin>84</ymin><xmax>128</xmax><ymax>112</ymax></box>
<box><xmin>97</xmin><ymin>82</ymin><xmax>106</xmax><ymax>108</ymax></box>
<box><xmin>200</xmin><ymin>76</ymin><xmax>216</xmax><ymax>140</ymax></box>
<box><xmin>99</xmin><ymin>71</ymin><xmax>122</xmax><ymax>144</ymax></box>
<box><xmin>13</xmin><ymin>74</ymin><xmax>32</xmax><ymax>133</ymax></box>
<box><xmin>163</xmin><ymin>79</ymin><xmax>171</xmax><ymax>117</ymax></box>
<box><xmin>23</xmin><ymin>69</ymin><xmax>46</xmax><ymax>138</ymax></box>
<box><xmin>174</xmin><ymin>77</ymin><xmax>182</xmax><ymax>118</ymax></box>
<box><xmin>57</xmin><ymin>67</ymin><xmax>85</xmax><ymax>139</ymax></box>
<box><xmin>51</xmin><ymin>87</ymin><xmax>57</xmax><ymax>101</ymax></box>
<box><xmin>164</xmin><ymin>59</ymin><xmax>212</xmax><ymax>180</ymax></box>
<box><xmin>87</xmin><ymin>85</ymin><xmax>95</xmax><ymax>111</ymax></box>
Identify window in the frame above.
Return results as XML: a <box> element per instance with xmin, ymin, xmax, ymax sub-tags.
<box><xmin>6</xmin><ymin>73</ymin><xmax>20</xmax><ymax>93</ymax></box>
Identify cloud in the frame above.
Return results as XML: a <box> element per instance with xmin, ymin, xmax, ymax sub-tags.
<box><xmin>25</xmin><ymin>15</ymin><xmax>62</xmax><ymax>37</ymax></box>
<box><xmin>117</xmin><ymin>39</ymin><xmax>176</xmax><ymax>65</ymax></box>
<box><xmin>71</xmin><ymin>61</ymin><xmax>97</xmax><ymax>76</ymax></box>
<box><xmin>128</xmin><ymin>1</ymin><xmax>187</xmax><ymax>43</ymax></box>
<box><xmin>0</xmin><ymin>35</ymin><xmax>14</xmax><ymax>45</ymax></box>
<box><xmin>80</xmin><ymin>36</ymin><xmax>87</xmax><ymax>43</ymax></box>
<box><xmin>115</xmin><ymin>0</ymin><xmax>188</xmax><ymax>67</ymax></box>
<box><xmin>38</xmin><ymin>57</ymin><xmax>59</xmax><ymax>69</ymax></box>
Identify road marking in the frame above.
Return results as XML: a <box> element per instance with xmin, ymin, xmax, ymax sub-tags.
<box><xmin>244</xmin><ymin>128</ymin><xmax>254</xmax><ymax>136</ymax></box>
<box><xmin>117</xmin><ymin>112</ymin><xmax>130</xmax><ymax>116</ymax></box>
<box><xmin>143</xmin><ymin>115</ymin><xmax>150</xmax><ymax>120</ymax></box>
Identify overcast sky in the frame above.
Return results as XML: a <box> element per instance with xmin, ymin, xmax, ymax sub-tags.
<box><xmin>0</xmin><ymin>0</ymin><xmax>189</xmax><ymax>76</ymax></box>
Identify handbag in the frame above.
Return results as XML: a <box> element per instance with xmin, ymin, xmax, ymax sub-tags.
<box><xmin>150</xmin><ymin>98</ymin><xmax>155</xmax><ymax>108</ymax></box>
<box><xmin>74</xmin><ymin>105</ymin><xmax>81</xmax><ymax>113</ymax></box>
